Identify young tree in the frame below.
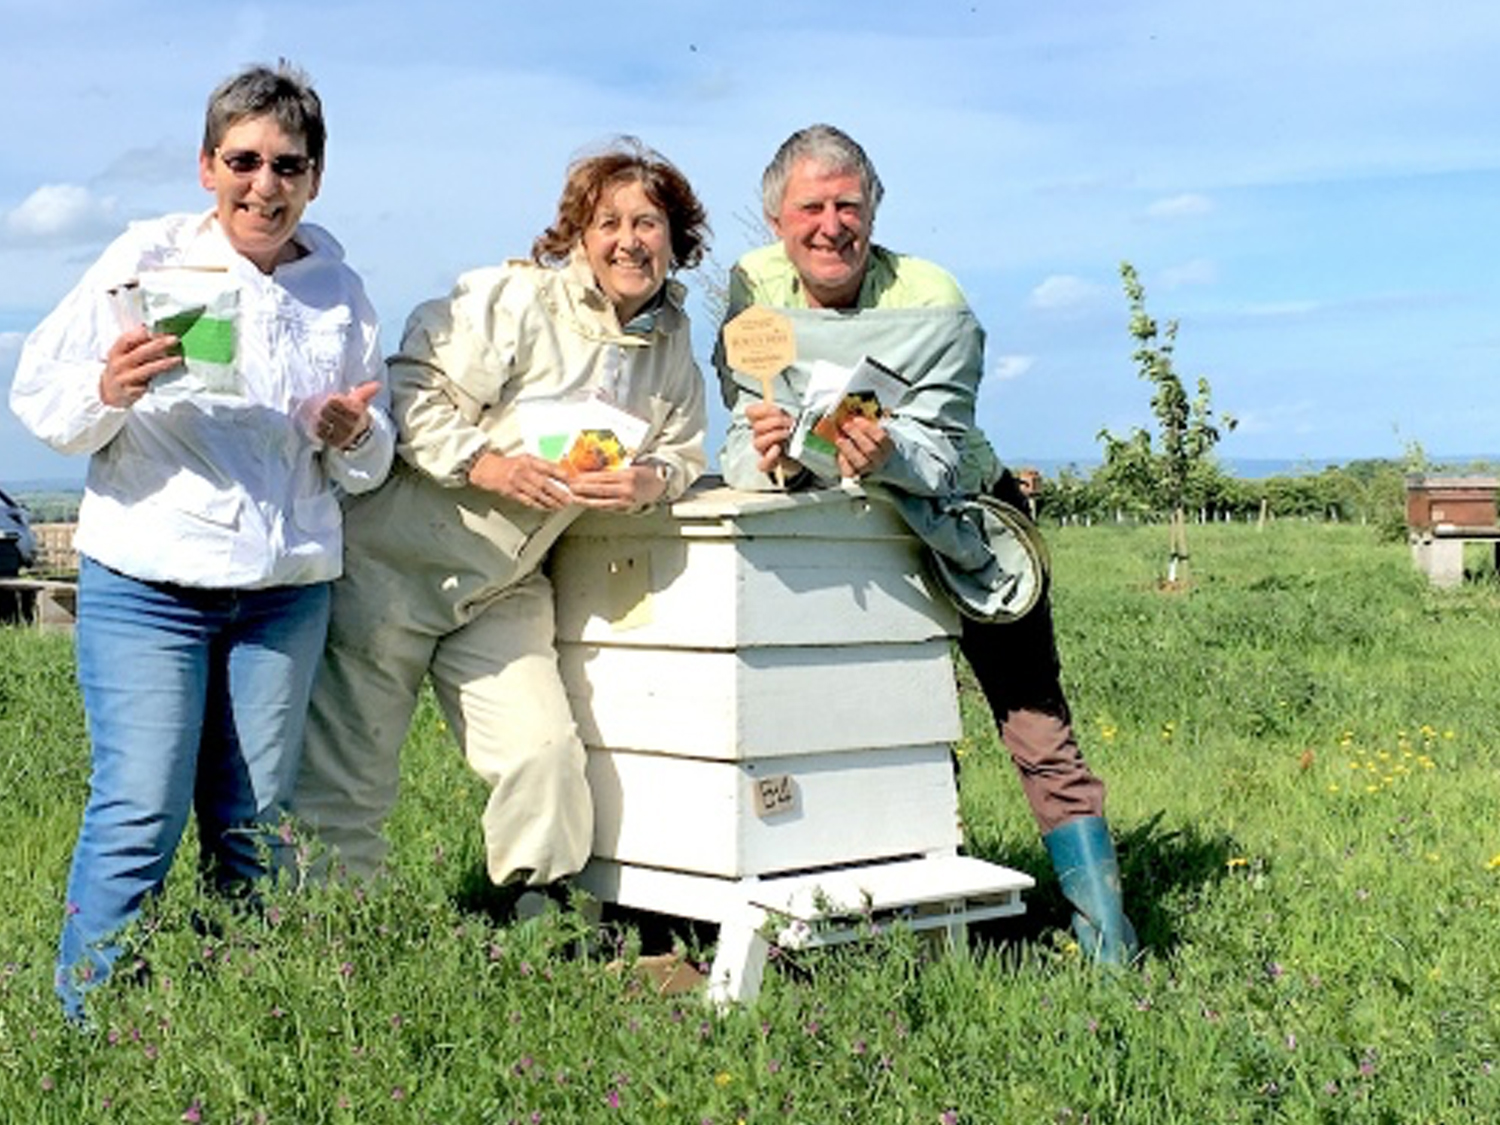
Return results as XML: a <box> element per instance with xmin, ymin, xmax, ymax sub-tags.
<box><xmin>1098</xmin><ymin>261</ymin><xmax>1236</xmax><ymax>582</ymax></box>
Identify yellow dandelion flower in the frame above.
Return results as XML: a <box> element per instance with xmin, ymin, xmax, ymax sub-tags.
<box><xmin>715</xmin><ymin>1072</ymin><xmax>733</xmax><ymax>1088</ymax></box>
<box><xmin>1420</xmin><ymin>724</ymin><xmax>1436</xmax><ymax>738</ymax></box>
<box><xmin>1443</xmin><ymin>730</ymin><xmax>1455</xmax><ymax>740</ymax></box>
<box><xmin>1226</xmin><ymin>856</ymin><xmax>1250</xmax><ymax>868</ymax></box>
<box><xmin>1366</xmin><ymin>784</ymin><xmax>1379</xmax><ymax>793</ymax></box>
<box><xmin>1327</xmin><ymin>784</ymin><xmax>1340</xmax><ymax>793</ymax></box>
<box><xmin>1376</xmin><ymin>750</ymin><xmax>1391</xmax><ymax>761</ymax></box>
<box><xmin>1428</xmin><ymin>967</ymin><xmax>1442</xmax><ymax>981</ymax></box>
<box><xmin>1486</xmin><ymin>854</ymin><xmax>1500</xmax><ymax>871</ymax></box>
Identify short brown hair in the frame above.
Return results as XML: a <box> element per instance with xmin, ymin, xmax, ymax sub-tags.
<box><xmin>532</xmin><ymin>137</ymin><xmax>709</xmax><ymax>271</ymax></box>
<box><xmin>202</xmin><ymin>62</ymin><xmax>325</xmax><ymax>167</ymax></box>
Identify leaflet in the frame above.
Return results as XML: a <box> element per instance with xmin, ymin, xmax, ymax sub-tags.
<box><xmin>787</xmin><ymin>355</ymin><xmax>911</xmax><ymax>479</ymax></box>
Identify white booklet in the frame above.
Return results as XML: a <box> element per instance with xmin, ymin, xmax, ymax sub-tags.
<box><xmin>787</xmin><ymin>355</ymin><xmax>911</xmax><ymax>479</ymax></box>
<box><xmin>519</xmin><ymin>394</ymin><xmax>651</xmax><ymax>474</ymax></box>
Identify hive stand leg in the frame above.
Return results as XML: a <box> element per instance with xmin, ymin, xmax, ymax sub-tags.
<box><xmin>941</xmin><ymin>904</ymin><xmax>970</xmax><ymax>954</ymax></box>
<box><xmin>707</xmin><ymin>905</ymin><xmax>769</xmax><ymax>1008</ymax></box>
<box><xmin>1424</xmin><ymin>538</ymin><xmax>1465</xmax><ymax>588</ymax></box>
<box><xmin>916</xmin><ymin>898</ymin><xmax>971</xmax><ymax>959</ymax></box>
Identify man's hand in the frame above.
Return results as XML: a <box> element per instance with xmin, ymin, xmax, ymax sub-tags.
<box><xmin>568</xmin><ymin>464</ymin><xmax>670</xmax><ymax>511</ymax></box>
<box><xmin>99</xmin><ymin>326</ymin><xmax>182</xmax><ymax>408</ymax></box>
<box><xmin>315</xmin><ymin>381</ymin><xmax>382</xmax><ymax>451</ymax></box>
<box><xmin>468</xmin><ymin>451</ymin><xmax>573</xmax><ymax>510</ymax></box>
<box><xmin>834</xmin><ymin>414</ymin><xmax>894</xmax><ymax>479</ymax></box>
<box><xmin>746</xmin><ymin>400</ymin><xmax>803</xmax><ymax>476</ymax></box>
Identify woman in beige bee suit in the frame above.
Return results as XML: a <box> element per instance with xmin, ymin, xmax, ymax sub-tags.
<box><xmin>291</xmin><ymin>138</ymin><xmax>709</xmax><ymax>891</ymax></box>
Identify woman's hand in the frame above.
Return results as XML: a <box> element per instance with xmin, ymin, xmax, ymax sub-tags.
<box><xmin>99</xmin><ymin>326</ymin><xmax>183</xmax><ymax>408</ymax></box>
<box><xmin>468</xmin><ymin>450</ymin><xmax>574</xmax><ymax>510</ymax></box>
<box><xmin>314</xmin><ymin>381</ymin><xmax>382</xmax><ymax>451</ymax></box>
<box><xmin>746</xmin><ymin>400</ymin><xmax>802</xmax><ymax>476</ymax></box>
<box><xmin>567</xmin><ymin>463</ymin><xmax>669</xmax><ymax>511</ymax></box>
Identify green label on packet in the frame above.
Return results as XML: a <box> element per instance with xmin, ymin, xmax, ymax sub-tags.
<box><xmin>537</xmin><ymin>434</ymin><xmax>570</xmax><ymax>461</ymax></box>
<box><xmin>155</xmin><ymin>308</ymin><xmax>236</xmax><ymax>366</ymax></box>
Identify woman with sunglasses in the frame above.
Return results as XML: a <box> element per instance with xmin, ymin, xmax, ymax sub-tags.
<box><xmin>290</xmin><ymin>138</ymin><xmax>707</xmax><ymax>902</ymax></box>
<box><xmin>9</xmin><ymin>63</ymin><xmax>393</xmax><ymax>1023</ymax></box>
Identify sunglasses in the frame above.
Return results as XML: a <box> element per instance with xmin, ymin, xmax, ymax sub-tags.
<box><xmin>216</xmin><ymin>149</ymin><xmax>315</xmax><ymax>178</ymax></box>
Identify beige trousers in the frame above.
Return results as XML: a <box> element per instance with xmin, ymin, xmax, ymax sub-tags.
<box><xmin>293</xmin><ymin>565</ymin><xmax>592</xmax><ymax>887</ymax></box>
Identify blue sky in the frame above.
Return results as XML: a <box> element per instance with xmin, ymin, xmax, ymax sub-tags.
<box><xmin>4</xmin><ymin>0</ymin><xmax>1499</xmax><ymax>484</ymax></box>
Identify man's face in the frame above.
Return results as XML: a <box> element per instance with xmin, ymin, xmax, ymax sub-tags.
<box><xmin>769</xmin><ymin>158</ymin><xmax>870</xmax><ymax>309</ymax></box>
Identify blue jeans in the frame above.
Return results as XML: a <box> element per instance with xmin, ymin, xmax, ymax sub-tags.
<box><xmin>57</xmin><ymin>557</ymin><xmax>330</xmax><ymax>1021</ymax></box>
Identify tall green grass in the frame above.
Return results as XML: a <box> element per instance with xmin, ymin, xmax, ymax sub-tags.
<box><xmin>2</xmin><ymin>523</ymin><xmax>1497</xmax><ymax>1123</ymax></box>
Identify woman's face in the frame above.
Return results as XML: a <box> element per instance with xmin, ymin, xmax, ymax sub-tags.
<box><xmin>199</xmin><ymin>114</ymin><xmax>321</xmax><ymax>273</ymax></box>
<box><xmin>582</xmin><ymin>178</ymin><xmax>672</xmax><ymax>324</ymax></box>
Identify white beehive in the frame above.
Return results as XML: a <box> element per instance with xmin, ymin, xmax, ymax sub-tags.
<box><xmin>551</xmin><ymin>482</ymin><xmax>1032</xmax><ymax>1001</ymax></box>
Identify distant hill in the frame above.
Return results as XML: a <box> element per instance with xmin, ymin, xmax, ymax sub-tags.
<box><xmin>1014</xmin><ymin>455</ymin><xmax>1500</xmax><ymax>481</ymax></box>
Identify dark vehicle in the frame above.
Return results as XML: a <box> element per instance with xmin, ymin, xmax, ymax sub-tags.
<box><xmin>0</xmin><ymin>487</ymin><xmax>38</xmax><ymax>577</ymax></box>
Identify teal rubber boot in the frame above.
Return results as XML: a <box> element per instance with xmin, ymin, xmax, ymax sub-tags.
<box><xmin>1042</xmin><ymin>816</ymin><xmax>1140</xmax><ymax>966</ymax></box>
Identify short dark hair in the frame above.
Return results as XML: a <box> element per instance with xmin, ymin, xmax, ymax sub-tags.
<box><xmin>202</xmin><ymin>62</ymin><xmax>326</xmax><ymax>167</ymax></box>
<box><xmin>761</xmin><ymin>124</ymin><xmax>883</xmax><ymax>221</ymax></box>
<box><xmin>532</xmin><ymin>137</ymin><xmax>710</xmax><ymax>271</ymax></box>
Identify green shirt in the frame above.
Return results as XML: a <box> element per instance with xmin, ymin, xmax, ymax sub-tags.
<box><xmin>728</xmin><ymin>243</ymin><xmax>969</xmax><ymax>311</ymax></box>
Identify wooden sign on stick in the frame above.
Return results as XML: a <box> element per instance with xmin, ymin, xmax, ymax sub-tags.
<box><xmin>722</xmin><ymin>306</ymin><xmax>796</xmax><ymax>486</ymax></box>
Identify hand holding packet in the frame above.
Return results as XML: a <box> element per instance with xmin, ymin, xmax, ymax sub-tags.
<box><xmin>787</xmin><ymin>355</ymin><xmax>911</xmax><ymax>480</ymax></box>
<box><xmin>111</xmin><ymin>267</ymin><xmax>244</xmax><ymax>398</ymax></box>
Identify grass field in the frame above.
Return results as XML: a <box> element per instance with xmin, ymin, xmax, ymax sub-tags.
<box><xmin>2</xmin><ymin>521</ymin><xmax>1498</xmax><ymax>1123</ymax></box>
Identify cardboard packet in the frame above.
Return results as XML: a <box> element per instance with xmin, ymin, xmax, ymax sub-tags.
<box><xmin>135</xmin><ymin>267</ymin><xmax>244</xmax><ymax>398</ymax></box>
<box><xmin>788</xmin><ymin>355</ymin><xmax>911</xmax><ymax>479</ymax></box>
<box><xmin>520</xmin><ymin>395</ymin><xmax>651</xmax><ymax>475</ymax></box>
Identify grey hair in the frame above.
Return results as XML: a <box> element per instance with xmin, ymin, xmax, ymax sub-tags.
<box><xmin>760</xmin><ymin>124</ymin><xmax>884</xmax><ymax>221</ymax></box>
<box><xmin>202</xmin><ymin>62</ymin><xmax>326</xmax><ymax>167</ymax></box>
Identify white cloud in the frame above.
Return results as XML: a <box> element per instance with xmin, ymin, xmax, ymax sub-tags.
<box><xmin>1029</xmin><ymin>274</ymin><xmax>1104</xmax><ymax>312</ymax></box>
<box><xmin>1240</xmin><ymin>300</ymin><xmax>1323</xmax><ymax>319</ymax></box>
<box><xmin>1232</xmin><ymin>400</ymin><xmax>1319</xmax><ymax>436</ymax></box>
<box><xmin>1160</xmin><ymin>258</ymin><xmax>1218</xmax><ymax>289</ymax></box>
<box><xmin>98</xmin><ymin>142</ymin><xmax>187</xmax><ymax>188</ymax></box>
<box><xmin>2</xmin><ymin>184</ymin><xmax>119</xmax><ymax>248</ymax></box>
<box><xmin>1145</xmin><ymin>193</ymin><xmax>1213</xmax><ymax>220</ymax></box>
<box><xmin>992</xmin><ymin>354</ymin><xmax>1035</xmax><ymax>381</ymax></box>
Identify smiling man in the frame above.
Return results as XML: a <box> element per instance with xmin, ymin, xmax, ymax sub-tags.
<box><xmin>716</xmin><ymin>124</ymin><xmax>1139</xmax><ymax>966</ymax></box>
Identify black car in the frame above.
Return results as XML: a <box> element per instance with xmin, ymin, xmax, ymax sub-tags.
<box><xmin>0</xmin><ymin>487</ymin><xmax>38</xmax><ymax>577</ymax></box>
